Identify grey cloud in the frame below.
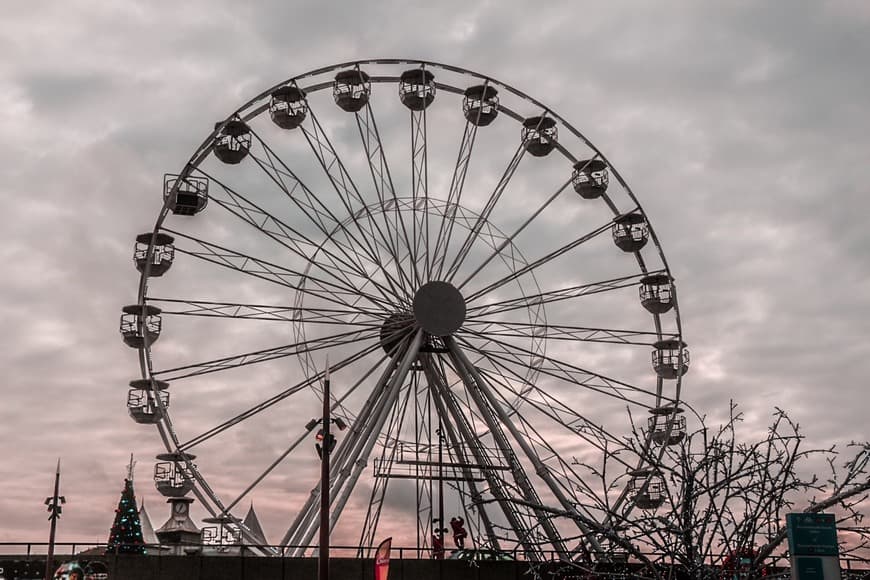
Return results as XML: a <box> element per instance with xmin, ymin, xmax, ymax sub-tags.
<box><xmin>1</xmin><ymin>0</ymin><xmax>868</xmax><ymax>549</ymax></box>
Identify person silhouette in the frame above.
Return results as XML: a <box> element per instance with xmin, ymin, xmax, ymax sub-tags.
<box><xmin>431</xmin><ymin>532</ymin><xmax>445</xmax><ymax>559</ymax></box>
<box><xmin>450</xmin><ymin>516</ymin><xmax>468</xmax><ymax>548</ymax></box>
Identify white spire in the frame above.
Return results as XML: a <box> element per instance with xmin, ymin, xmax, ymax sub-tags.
<box><xmin>242</xmin><ymin>503</ymin><xmax>269</xmax><ymax>546</ymax></box>
<box><xmin>139</xmin><ymin>502</ymin><xmax>159</xmax><ymax>545</ymax></box>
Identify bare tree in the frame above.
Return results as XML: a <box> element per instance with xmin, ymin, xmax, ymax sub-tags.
<box><xmin>566</xmin><ymin>403</ymin><xmax>870</xmax><ymax>579</ymax></box>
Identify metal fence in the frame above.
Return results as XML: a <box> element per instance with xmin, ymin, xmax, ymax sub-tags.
<box><xmin>2</xmin><ymin>542</ymin><xmax>868</xmax><ymax>580</ymax></box>
<box><xmin>1</xmin><ymin>541</ymin><xmax>534</xmax><ymax>560</ymax></box>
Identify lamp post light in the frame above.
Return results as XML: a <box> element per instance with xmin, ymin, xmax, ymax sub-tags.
<box><xmin>305</xmin><ymin>365</ymin><xmax>347</xmax><ymax>580</ymax></box>
<box><xmin>44</xmin><ymin>460</ymin><xmax>65</xmax><ymax>580</ymax></box>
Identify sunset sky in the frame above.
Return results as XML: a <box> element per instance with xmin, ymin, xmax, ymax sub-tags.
<box><xmin>1</xmin><ymin>0</ymin><xmax>868</xmax><ymax>550</ymax></box>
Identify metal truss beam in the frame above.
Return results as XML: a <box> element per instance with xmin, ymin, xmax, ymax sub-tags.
<box><xmin>432</xmin><ymin>109</ymin><xmax>481</xmax><ymax>280</ymax></box>
<box><xmin>354</xmin><ymin>102</ymin><xmax>414</xmax><ymax>296</ymax></box>
<box><xmin>464</xmin><ymin>271</ymin><xmax>662</xmax><ymax>319</ymax></box>
<box><xmin>420</xmin><ymin>354</ymin><xmax>501</xmax><ymax>551</ymax></box>
<box><xmin>464</xmin><ymin>222</ymin><xmax>612</xmax><ymax>304</ymax></box>
<box><xmin>444</xmin><ymin>142</ymin><xmax>527</xmax><ymax>282</ymax></box>
<box><xmin>431</xmin><ymin>353</ymin><xmax>548</xmax><ymax>558</ymax></box>
<box><xmin>445</xmin><ymin>338</ymin><xmax>568</xmax><ymax>558</ymax></box>
<box><xmin>299</xmin><ymin>108</ymin><xmax>410</xmax><ymax>301</ymax></box>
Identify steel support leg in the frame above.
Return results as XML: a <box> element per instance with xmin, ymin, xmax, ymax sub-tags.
<box><xmin>420</xmin><ymin>354</ymin><xmax>501</xmax><ymax>551</ymax></box>
<box><xmin>445</xmin><ymin>337</ymin><xmax>569</xmax><ymax>558</ymax></box>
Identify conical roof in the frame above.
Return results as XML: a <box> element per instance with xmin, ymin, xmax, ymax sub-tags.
<box><xmin>139</xmin><ymin>502</ymin><xmax>159</xmax><ymax>545</ymax></box>
<box><xmin>241</xmin><ymin>503</ymin><xmax>268</xmax><ymax>545</ymax></box>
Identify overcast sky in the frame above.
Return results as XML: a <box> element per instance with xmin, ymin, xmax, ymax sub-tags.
<box><xmin>1</xmin><ymin>0</ymin><xmax>869</xmax><ymax>550</ymax></box>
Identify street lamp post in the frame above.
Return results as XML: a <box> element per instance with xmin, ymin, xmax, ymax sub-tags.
<box><xmin>44</xmin><ymin>459</ymin><xmax>65</xmax><ymax>580</ymax></box>
<box><xmin>437</xmin><ymin>425</ymin><xmax>444</xmax><ymax>551</ymax></box>
<box><xmin>319</xmin><ymin>369</ymin><xmax>331</xmax><ymax>580</ymax></box>
<box><xmin>305</xmin><ymin>365</ymin><xmax>346</xmax><ymax>580</ymax></box>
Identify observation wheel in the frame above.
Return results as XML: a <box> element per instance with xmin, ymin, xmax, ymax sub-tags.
<box><xmin>122</xmin><ymin>59</ymin><xmax>688</xmax><ymax>560</ymax></box>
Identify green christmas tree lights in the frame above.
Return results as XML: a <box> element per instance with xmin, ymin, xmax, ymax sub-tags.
<box><xmin>107</xmin><ymin>478</ymin><xmax>146</xmax><ymax>554</ymax></box>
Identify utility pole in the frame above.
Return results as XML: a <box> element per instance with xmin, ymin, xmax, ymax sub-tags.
<box><xmin>44</xmin><ymin>459</ymin><xmax>65</xmax><ymax>580</ymax></box>
<box><xmin>319</xmin><ymin>364</ymin><xmax>331</xmax><ymax>580</ymax></box>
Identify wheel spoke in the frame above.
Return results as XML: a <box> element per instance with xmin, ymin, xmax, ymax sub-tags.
<box><xmin>443</xmin><ymin>140</ymin><xmax>528</xmax><ymax>282</ymax></box>
<box><xmin>472</xmin><ymin>359</ymin><xmax>628</xmax><ymax>462</ymax></box>
<box><xmin>456</xmin><ymin>177</ymin><xmax>572</xmax><ymax>291</ymax></box>
<box><xmin>354</xmin><ymin>101</ymin><xmax>416</xmax><ymax>295</ymax></box>
<box><xmin>464</xmin><ymin>221</ymin><xmax>613</xmax><ymax>304</ymax></box>
<box><xmin>239</xmin><ymin>136</ymin><xmax>409</xmax><ymax>309</ymax></box>
<box><xmin>297</xmin><ymin>108</ymin><xmax>411</xmax><ymax>303</ymax></box>
<box><xmin>422</xmin><ymin>354</ymin><xmax>506</xmax><ymax>551</ymax></box>
<box><xmin>465</xmin><ymin>271</ymin><xmax>662</xmax><ymax>318</ymax></box>
<box><xmin>283</xmin><ymin>345</ymin><xmax>408</xmax><ymax>550</ymax></box>
<box><xmin>409</xmin><ymin>107</ymin><xmax>429</xmax><ymax>284</ymax></box>
<box><xmin>322</xmin><ymin>330</ymin><xmax>425</xmax><ymax>542</ymax></box>
<box><xmin>219</xmin><ymin>350</ymin><xmax>390</xmax><ymax>514</ymax></box>
<box><xmin>283</xmin><ymin>329</ymin><xmax>424</xmax><ymax>551</ymax></box>
<box><xmin>456</xmin><ymin>329</ymin><xmax>667</xmax><ymax>407</ymax></box>
<box><xmin>431</xmin><ymin>84</ymin><xmax>487</xmax><ymax>281</ymax></box>
<box><xmin>358</xmin><ymin>375</ymin><xmax>415</xmax><ymax>551</ymax></box>
<box><xmin>148</xmin><ymin>297</ymin><xmax>382</xmax><ymax>327</ymax></box>
<box><xmin>196</xmin><ymin>167</ymin><xmax>372</xmax><ymax>296</ymax></box>
<box><xmin>463</xmin><ymin>319</ymin><xmax>663</xmax><ymax>347</ymax></box>
<box><xmin>478</xmin><ymin>365</ymin><xmax>613</xmax><ymax>525</ymax></box>
<box><xmin>165</xmin><ymin>228</ymin><xmax>393</xmax><ymax>313</ymax></box>
<box><xmin>176</xmin><ymin>338</ymin><xmax>384</xmax><ymax>450</ymax></box>
<box><xmin>421</xmin><ymin>354</ymin><xmax>536</xmax><ymax>554</ymax></box>
<box><xmin>154</xmin><ymin>326</ymin><xmax>381</xmax><ymax>382</ymax></box>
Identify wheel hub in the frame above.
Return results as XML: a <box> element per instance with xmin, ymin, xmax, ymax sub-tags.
<box><xmin>412</xmin><ymin>281</ymin><xmax>466</xmax><ymax>337</ymax></box>
<box><xmin>379</xmin><ymin>312</ymin><xmax>415</xmax><ymax>355</ymax></box>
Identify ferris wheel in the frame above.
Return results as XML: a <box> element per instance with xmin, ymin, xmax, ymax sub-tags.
<box><xmin>121</xmin><ymin>59</ymin><xmax>689</xmax><ymax>559</ymax></box>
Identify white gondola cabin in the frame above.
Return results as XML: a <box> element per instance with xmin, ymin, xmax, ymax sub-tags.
<box><xmin>612</xmin><ymin>212</ymin><xmax>649</xmax><ymax>252</ymax></box>
<box><xmin>127</xmin><ymin>378</ymin><xmax>170</xmax><ymax>424</ymax></box>
<box><xmin>164</xmin><ymin>174</ymin><xmax>209</xmax><ymax>216</ymax></box>
<box><xmin>333</xmin><ymin>69</ymin><xmax>371</xmax><ymax>113</ymax></box>
<box><xmin>648</xmin><ymin>406</ymin><xmax>686</xmax><ymax>446</ymax></box>
<box><xmin>652</xmin><ymin>339</ymin><xmax>690</xmax><ymax>379</ymax></box>
<box><xmin>572</xmin><ymin>159</ymin><xmax>609</xmax><ymax>199</ymax></box>
<box><xmin>213</xmin><ymin>120</ymin><xmax>251</xmax><ymax>165</ymax></box>
<box><xmin>639</xmin><ymin>274</ymin><xmax>674</xmax><ymax>314</ymax></box>
<box><xmin>269</xmin><ymin>86</ymin><xmax>308</xmax><ymax>129</ymax></box>
<box><xmin>627</xmin><ymin>469</ymin><xmax>666</xmax><ymax>510</ymax></box>
<box><xmin>127</xmin><ymin>389</ymin><xmax>169</xmax><ymax>424</ymax></box>
<box><xmin>133</xmin><ymin>233</ymin><xmax>175</xmax><ymax>277</ymax></box>
<box><xmin>120</xmin><ymin>304</ymin><xmax>162</xmax><ymax>348</ymax></box>
<box><xmin>154</xmin><ymin>453</ymin><xmax>196</xmax><ymax>498</ymax></box>
<box><xmin>521</xmin><ymin>116</ymin><xmax>558</xmax><ymax>157</ymax></box>
<box><xmin>462</xmin><ymin>85</ymin><xmax>499</xmax><ymax>126</ymax></box>
<box><xmin>399</xmin><ymin>69</ymin><xmax>436</xmax><ymax>111</ymax></box>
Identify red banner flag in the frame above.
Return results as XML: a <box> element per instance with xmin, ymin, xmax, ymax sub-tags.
<box><xmin>374</xmin><ymin>537</ymin><xmax>392</xmax><ymax>580</ymax></box>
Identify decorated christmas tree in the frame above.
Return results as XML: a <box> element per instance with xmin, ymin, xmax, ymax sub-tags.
<box><xmin>107</xmin><ymin>474</ymin><xmax>146</xmax><ymax>554</ymax></box>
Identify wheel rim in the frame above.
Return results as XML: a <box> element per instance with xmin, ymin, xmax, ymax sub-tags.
<box><xmin>128</xmin><ymin>59</ymin><xmax>687</xmax><ymax>559</ymax></box>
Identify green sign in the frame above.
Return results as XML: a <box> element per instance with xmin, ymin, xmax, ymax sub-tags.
<box><xmin>787</xmin><ymin>513</ymin><xmax>839</xmax><ymax>557</ymax></box>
